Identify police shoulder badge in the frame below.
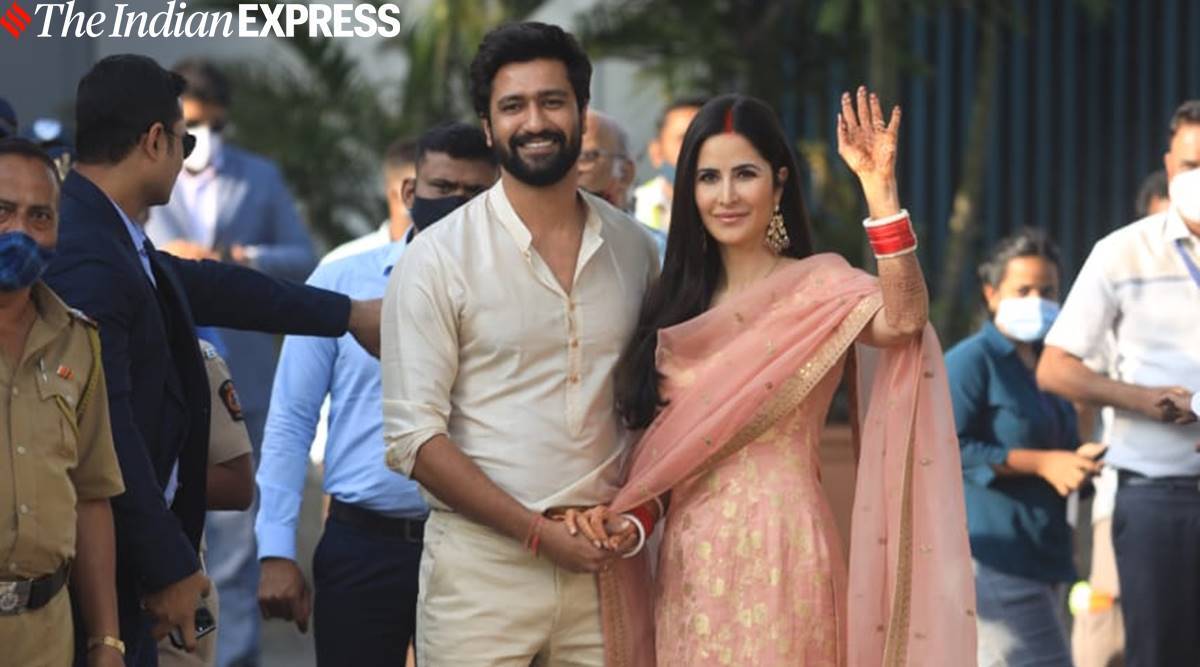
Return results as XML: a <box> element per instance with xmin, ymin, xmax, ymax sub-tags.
<box><xmin>218</xmin><ymin>380</ymin><xmax>245</xmax><ymax>422</ymax></box>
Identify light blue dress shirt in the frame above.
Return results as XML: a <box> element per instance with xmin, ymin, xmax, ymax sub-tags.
<box><xmin>256</xmin><ymin>238</ymin><xmax>427</xmax><ymax>561</ymax></box>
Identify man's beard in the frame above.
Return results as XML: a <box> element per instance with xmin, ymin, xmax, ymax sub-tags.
<box><xmin>494</xmin><ymin>127</ymin><xmax>582</xmax><ymax>187</ymax></box>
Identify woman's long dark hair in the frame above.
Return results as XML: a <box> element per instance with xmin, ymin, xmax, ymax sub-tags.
<box><xmin>614</xmin><ymin>94</ymin><xmax>815</xmax><ymax>429</ymax></box>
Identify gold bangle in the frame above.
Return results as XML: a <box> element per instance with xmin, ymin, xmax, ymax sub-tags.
<box><xmin>87</xmin><ymin>635</ymin><xmax>125</xmax><ymax>656</ymax></box>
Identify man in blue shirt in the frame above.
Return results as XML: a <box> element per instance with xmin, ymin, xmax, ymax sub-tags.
<box><xmin>254</xmin><ymin>122</ymin><xmax>497</xmax><ymax>665</ymax></box>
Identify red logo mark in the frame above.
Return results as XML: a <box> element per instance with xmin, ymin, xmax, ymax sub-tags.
<box><xmin>0</xmin><ymin>1</ymin><xmax>31</xmax><ymax>39</ymax></box>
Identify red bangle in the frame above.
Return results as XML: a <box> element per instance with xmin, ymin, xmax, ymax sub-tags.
<box><xmin>628</xmin><ymin>505</ymin><xmax>655</xmax><ymax>535</ymax></box>
<box><xmin>864</xmin><ymin>210</ymin><xmax>917</xmax><ymax>258</ymax></box>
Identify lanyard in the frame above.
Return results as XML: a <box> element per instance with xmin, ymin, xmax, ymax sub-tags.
<box><xmin>1175</xmin><ymin>239</ymin><xmax>1200</xmax><ymax>291</ymax></box>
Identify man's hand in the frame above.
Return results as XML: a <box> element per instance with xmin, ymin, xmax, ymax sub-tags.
<box><xmin>538</xmin><ymin>519</ymin><xmax>618</xmax><ymax>574</ymax></box>
<box><xmin>348</xmin><ymin>299</ymin><xmax>382</xmax><ymax>358</ymax></box>
<box><xmin>142</xmin><ymin>569</ymin><xmax>210</xmax><ymax>651</ymax></box>
<box><xmin>257</xmin><ymin>557</ymin><xmax>312</xmax><ymax>633</ymax></box>
<box><xmin>1136</xmin><ymin>386</ymin><xmax>1196</xmax><ymax>424</ymax></box>
<box><xmin>161</xmin><ymin>240</ymin><xmax>218</xmax><ymax>261</ymax></box>
<box><xmin>1035</xmin><ymin>450</ymin><xmax>1102</xmax><ymax>496</ymax></box>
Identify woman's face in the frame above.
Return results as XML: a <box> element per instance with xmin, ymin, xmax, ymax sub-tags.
<box><xmin>983</xmin><ymin>255</ymin><xmax>1060</xmax><ymax>314</ymax></box>
<box><xmin>693</xmin><ymin>132</ymin><xmax>785</xmax><ymax>252</ymax></box>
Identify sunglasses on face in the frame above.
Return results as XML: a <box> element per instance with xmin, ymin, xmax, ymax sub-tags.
<box><xmin>163</xmin><ymin>127</ymin><xmax>196</xmax><ymax>158</ymax></box>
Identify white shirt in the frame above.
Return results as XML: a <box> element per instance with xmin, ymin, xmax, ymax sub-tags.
<box><xmin>320</xmin><ymin>222</ymin><xmax>393</xmax><ymax>266</ymax></box>
<box><xmin>381</xmin><ymin>181</ymin><xmax>659</xmax><ymax>510</ymax></box>
<box><xmin>1045</xmin><ymin>208</ymin><xmax>1200</xmax><ymax>477</ymax></box>
<box><xmin>176</xmin><ymin>147</ymin><xmax>225</xmax><ymax>249</ymax></box>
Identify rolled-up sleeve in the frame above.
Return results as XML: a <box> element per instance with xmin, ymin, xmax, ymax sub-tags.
<box><xmin>1045</xmin><ymin>239</ymin><xmax>1117</xmax><ymax>360</ymax></box>
<box><xmin>381</xmin><ymin>238</ymin><xmax>460</xmax><ymax>476</ymax></box>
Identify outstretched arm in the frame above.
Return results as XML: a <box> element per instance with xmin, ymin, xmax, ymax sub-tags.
<box><xmin>837</xmin><ymin>86</ymin><xmax>929</xmax><ymax>348</ymax></box>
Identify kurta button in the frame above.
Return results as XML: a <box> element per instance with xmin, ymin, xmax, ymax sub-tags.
<box><xmin>15</xmin><ymin>446</ymin><xmax>26</xmax><ymax>455</ymax></box>
<box><xmin>10</xmin><ymin>387</ymin><xmax>17</xmax><ymax>396</ymax></box>
<box><xmin>18</xmin><ymin>505</ymin><xmax>29</xmax><ymax>515</ymax></box>
<box><xmin>569</xmin><ymin>339</ymin><xmax>579</xmax><ymax>348</ymax></box>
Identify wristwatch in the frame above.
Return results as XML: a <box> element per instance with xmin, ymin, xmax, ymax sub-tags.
<box><xmin>87</xmin><ymin>635</ymin><xmax>125</xmax><ymax>656</ymax></box>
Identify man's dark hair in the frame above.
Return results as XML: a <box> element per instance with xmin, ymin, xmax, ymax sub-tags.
<box><xmin>656</xmin><ymin>96</ymin><xmax>708</xmax><ymax>132</ymax></box>
<box><xmin>0</xmin><ymin>137</ymin><xmax>61</xmax><ymax>187</ymax></box>
<box><xmin>75</xmin><ymin>54</ymin><xmax>186</xmax><ymax>164</ymax></box>
<box><xmin>383</xmin><ymin>138</ymin><xmax>417</xmax><ymax>174</ymax></box>
<box><xmin>173</xmin><ymin>58</ymin><xmax>233</xmax><ymax>108</ymax></box>
<box><xmin>417</xmin><ymin>122</ymin><xmax>496</xmax><ymax>166</ymax></box>
<box><xmin>977</xmin><ymin>227</ymin><xmax>1061</xmax><ymax>290</ymax></box>
<box><xmin>468</xmin><ymin>22</ymin><xmax>592</xmax><ymax>120</ymax></box>
<box><xmin>1168</xmin><ymin>100</ymin><xmax>1200</xmax><ymax>142</ymax></box>
<box><xmin>1135</xmin><ymin>170</ymin><xmax>1169</xmax><ymax>219</ymax></box>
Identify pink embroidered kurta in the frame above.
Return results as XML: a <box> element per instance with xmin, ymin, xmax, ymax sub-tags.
<box><xmin>599</xmin><ymin>254</ymin><xmax>976</xmax><ymax>667</ymax></box>
<box><xmin>655</xmin><ymin>360</ymin><xmax>848</xmax><ymax>664</ymax></box>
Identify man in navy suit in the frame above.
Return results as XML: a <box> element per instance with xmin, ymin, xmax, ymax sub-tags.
<box><xmin>43</xmin><ymin>54</ymin><xmax>380</xmax><ymax>667</ymax></box>
<box><xmin>145</xmin><ymin>58</ymin><xmax>317</xmax><ymax>667</ymax></box>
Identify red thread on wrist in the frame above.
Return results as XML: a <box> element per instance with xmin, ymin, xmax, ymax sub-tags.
<box><xmin>524</xmin><ymin>515</ymin><xmax>545</xmax><ymax>556</ymax></box>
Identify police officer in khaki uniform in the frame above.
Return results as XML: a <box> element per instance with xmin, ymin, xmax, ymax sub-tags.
<box><xmin>158</xmin><ymin>338</ymin><xmax>254</xmax><ymax>667</ymax></box>
<box><xmin>0</xmin><ymin>138</ymin><xmax>126</xmax><ymax>665</ymax></box>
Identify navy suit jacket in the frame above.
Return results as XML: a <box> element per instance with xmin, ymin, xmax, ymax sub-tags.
<box><xmin>44</xmin><ymin>171</ymin><xmax>349</xmax><ymax>609</ymax></box>
<box><xmin>147</xmin><ymin>146</ymin><xmax>317</xmax><ymax>426</ymax></box>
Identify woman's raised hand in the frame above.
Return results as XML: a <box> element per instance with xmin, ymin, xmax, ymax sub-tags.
<box><xmin>836</xmin><ymin>85</ymin><xmax>901</xmax><ymax>188</ymax></box>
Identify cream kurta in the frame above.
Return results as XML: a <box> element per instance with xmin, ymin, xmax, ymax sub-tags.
<box><xmin>381</xmin><ymin>180</ymin><xmax>659</xmax><ymax>509</ymax></box>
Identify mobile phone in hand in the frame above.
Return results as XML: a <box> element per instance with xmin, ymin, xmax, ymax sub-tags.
<box><xmin>168</xmin><ymin>605</ymin><xmax>216</xmax><ymax>650</ymax></box>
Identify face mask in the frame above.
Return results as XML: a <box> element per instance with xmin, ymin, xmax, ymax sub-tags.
<box><xmin>183</xmin><ymin>125</ymin><xmax>222</xmax><ymax>173</ymax></box>
<box><xmin>409</xmin><ymin>194</ymin><xmax>471</xmax><ymax>232</ymax></box>
<box><xmin>1169</xmin><ymin>168</ymin><xmax>1200</xmax><ymax>223</ymax></box>
<box><xmin>994</xmin><ymin>296</ymin><xmax>1060</xmax><ymax>343</ymax></box>
<box><xmin>0</xmin><ymin>231</ymin><xmax>55</xmax><ymax>291</ymax></box>
<box><xmin>657</xmin><ymin>162</ymin><xmax>676</xmax><ymax>184</ymax></box>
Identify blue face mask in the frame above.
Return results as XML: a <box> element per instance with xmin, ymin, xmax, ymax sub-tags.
<box><xmin>0</xmin><ymin>231</ymin><xmax>55</xmax><ymax>292</ymax></box>
<box><xmin>994</xmin><ymin>296</ymin><xmax>1060</xmax><ymax>343</ymax></box>
<box><xmin>657</xmin><ymin>162</ymin><xmax>676</xmax><ymax>184</ymax></box>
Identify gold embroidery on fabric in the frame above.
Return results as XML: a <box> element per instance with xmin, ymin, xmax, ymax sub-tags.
<box><xmin>695</xmin><ymin>294</ymin><xmax>883</xmax><ymax>476</ymax></box>
<box><xmin>882</xmin><ymin>359</ymin><xmax>920</xmax><ymax>666</ymax></box>
<box><xmin>598</xmin><ymin>570</ymin><xmax>629</xmax><ymax>667</ymax></box>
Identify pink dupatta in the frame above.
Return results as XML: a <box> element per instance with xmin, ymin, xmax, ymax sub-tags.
<box><xmin>598</xmin><ymin>253</ymin><xmax>976</xmax><ymax>666</ymax></box>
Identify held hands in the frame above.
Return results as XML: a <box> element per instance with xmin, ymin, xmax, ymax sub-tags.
<box><xmin>537</xmin><ymin>518</ymin><xmax>620</xmax><ymax>574</ymax></box>
<box><xmin>257</xmin><ymin>557</ymin><xmax>312</xmax><ymax>633</ymax></box>
<box><xmin>1037</xmin><ymin>444</ymin><xmax>1106</xmax><ymax>496</ymax></box>
<box><xmin>142</xmin><ymin>569</ymin><xmax>211</xmax><ymax>652</ymax></box>
<box><xmin>562</xmin><ymin>506</ymin><xmax>640</xmax><ymax>555</ymax></box>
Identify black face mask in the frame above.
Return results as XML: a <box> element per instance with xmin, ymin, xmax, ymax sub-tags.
<box><xmin>409</xmin><ymin>194</ymin><xmax>472</xmax><ymax>232</ymax></box>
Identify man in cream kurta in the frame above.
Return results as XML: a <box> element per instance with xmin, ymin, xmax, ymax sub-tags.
<box><xmin>382</xmin><ymin>24</ymin><xmax>659</xmax><ymax>665</ymax></box>
<box><xmin>382</xmin><ymin>175</ymin><xmax>657</xmax><ymax>663</ymax></box>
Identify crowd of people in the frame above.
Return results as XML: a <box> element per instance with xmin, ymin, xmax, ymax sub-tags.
<box><xmin>0</xmin><ymin>18</ymin><xmax>1197</xmax><ymax>667</ymax></box>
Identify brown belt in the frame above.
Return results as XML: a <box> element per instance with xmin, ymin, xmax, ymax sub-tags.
<box><xmin>0</xmin><ymin>560</ymin><xmax>71</xmax><ymax>615</ymax></box>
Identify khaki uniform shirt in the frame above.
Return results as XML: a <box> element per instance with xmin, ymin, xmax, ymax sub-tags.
<box><xmin>0</xmin><ymin>281</ymin><xmax>125</xmax><ymax>579</ymax></box>
<box><xmin>200</xmin><ymin>340</ymin><xmax>252</xmax><ymax>466</ymax></box>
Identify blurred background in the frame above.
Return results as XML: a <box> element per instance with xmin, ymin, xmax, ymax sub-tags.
<box><xmin>8</xmin><ymin>0</ymin><xmax>1200</xmax><ymax>340</ymax></box>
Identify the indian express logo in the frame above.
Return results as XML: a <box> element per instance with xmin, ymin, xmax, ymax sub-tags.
<box><xmin>33</xmin><ymin>1</ymin><xmax>403</xmax><ymax>38</ymax></box>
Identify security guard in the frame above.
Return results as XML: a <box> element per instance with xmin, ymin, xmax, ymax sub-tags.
<box><xmin>158</xmin><ymin>338</ymin><xmax>254</xmax><ymax>667</ymax></box>
<box><xmin>0</xmin><ymin>138</ymin><xmax>125</xmax><ymax>666</ymax></box>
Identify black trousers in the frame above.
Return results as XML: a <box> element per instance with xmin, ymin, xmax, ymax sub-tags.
<box><xmin>312</xmin><ymin>511</ymin><xmax>423</xmax><ymax>667</ymax></box>
<box><xmin>1112</xmin><ymin>477</ymin><xmax>1200</xmax><ymax>667</ymax></box>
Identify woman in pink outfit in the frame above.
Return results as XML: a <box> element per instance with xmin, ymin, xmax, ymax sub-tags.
<box><xmin>572</xmin><ymin>91</ymin><xmax>976</xmax><ymax>667</ymax></box>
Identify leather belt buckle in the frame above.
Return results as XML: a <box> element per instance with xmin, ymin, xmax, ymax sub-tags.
<box><xmin>0</xmin><ymin>581</ymin><xmax>31</xmax><ymax>615</ymax></box>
